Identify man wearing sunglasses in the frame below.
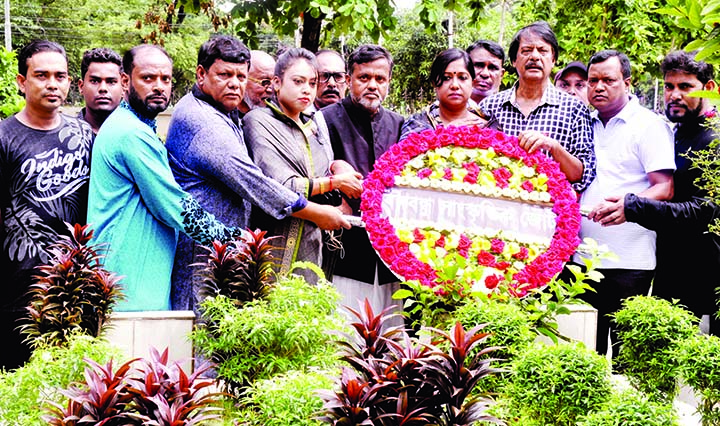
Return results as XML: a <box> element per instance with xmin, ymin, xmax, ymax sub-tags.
<box><xmin>310</xmin><ymin>49</ymin><xmax>348</xmax><ymax>112</ymax></box>
<box><xmin>239</xmin><ymin>49</ymin><xmax>275</xmax><ymax>115</ymax></box>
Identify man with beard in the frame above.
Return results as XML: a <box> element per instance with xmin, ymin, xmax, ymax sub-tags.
<box><xmin>466</xmin><ymin>39</ymin><xmax>505</xmax><ymax>105</ymax></box>
<box><xmin>77</xmin><ymin>47</ymin><xmax>124</xmax><ymax>134</ymax></box>
<box><xmin>609</xmin><ymin>51</ymin><xmax>719</xmax><ymax>334</ymax></box>
<box><xmin>88</xmin><ymin>44</ymin><xmax>242</xmax><ymax>312</ymax></box>
<box><xmin>238</xmin><ymin>50</ymin><xmax>275</xmax><ymax>116</ymax></box>
<box><xmin>166</xmin><ymin>36</ymin><xmax>349</xmax><ymax>312</ymax></box>
<box><xmin>0</xmin><ymin>40</ymin><xmax>93</xmax><ymax>369</ymax></box>
<box><xmin>318</xmin><ymin>44</ymin><xmax>404</xmax><ymax>320</ymax></box>
<box><xmin>479</xmin><ymin>22</ymin><xmax>595</xmax><ymax>192</ymax></box>
<box><xmin>308</xmin><ymin>49</ymin><xmax>347</xmax><ymax>112</ymax></box>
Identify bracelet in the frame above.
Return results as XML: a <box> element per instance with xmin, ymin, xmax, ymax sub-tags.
<box><xmin>318</xmin><ymin>179</ymin><xmax>326</xmax><ymax>194</ymax></box>
<box><xmin>329</xmin><ymin>176</ymin><xmax>334</xmax><ymax>191</ymax></box>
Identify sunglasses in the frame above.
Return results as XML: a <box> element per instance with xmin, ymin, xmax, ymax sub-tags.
<box><xmin>319</xmin><ymin>72</ymin><xmax>347</xmax><ymax>83</ymax></box>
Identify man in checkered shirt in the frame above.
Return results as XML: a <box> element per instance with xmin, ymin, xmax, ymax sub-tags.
<box><xmin>479</xmin><ymin>21</ymin><xmax>595</xmax><ymax>193</ymax></box>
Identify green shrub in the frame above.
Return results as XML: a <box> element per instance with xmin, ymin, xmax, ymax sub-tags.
<box><xmin>578</xmin><ymin>388</ymin><xmax>679</xmax><ymax>426</ymax></box>
<box><xmin>452</xmin><ymin>299</ymin><xmax>535</xmax><ymax>392</ymax></box>
<box><xmin>678</xmin><ymin>333</ymin><xmax>720</xmax><ymax>425</ymax></box>
<box><xmin>0</xmin><ymin>47</ymin><xmax>24</xmax><ymax>118</ymax></box>
<box><xmin>234</xmin><ymin>368</ymin><xmax>334</xmax><ymax>426</ymax></box>
<box><xmin>0</xmin><ymin>333</ymin><xmax>120</xmax><ymax>425</ymax></box>
<box><xmin>191</xmin><ymin>274</ymin><xmax>345</xmax><ymax>392</ymax></box>
<box><xmin>508</xmin><ymin>342</ymin><xmax>612</xmax><ymax>426</ymax></box>
<box><xmin>613</xmin><ymin>295</ymin><xmax>698</xmax><ymax>401</ymax></box>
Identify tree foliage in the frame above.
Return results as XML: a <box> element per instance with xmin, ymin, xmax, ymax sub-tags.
<box><xmin>0</xmin><ymin>47</ymin><xmax>24</xmax><ymax>118</ymax></box>
<box><xmin>223</xmin><ymin>0</ymin><xmax>397</xmax><ymax>52</ymax></box>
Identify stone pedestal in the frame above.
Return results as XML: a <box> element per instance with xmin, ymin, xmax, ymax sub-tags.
<box><xmin>105</xmin><ymin>310</ymin><xmax>195</xmax><ymax>372</ymax></box>
<box><xmin>537</xmin><ymin>304</ymin><xmax>598</xmax><ymax>350</ymax></box>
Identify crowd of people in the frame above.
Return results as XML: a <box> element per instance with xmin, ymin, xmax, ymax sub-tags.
<box><xmin>0</xmin><ymin>19</ymin><xmax>718</xmax><ymax>370</ymax></box>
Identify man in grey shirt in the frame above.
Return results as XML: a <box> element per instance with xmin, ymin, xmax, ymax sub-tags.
<box><xmin>165</xmin><ymin>35</ymin><xmax>349</xmax><ymax>311</ymax></box>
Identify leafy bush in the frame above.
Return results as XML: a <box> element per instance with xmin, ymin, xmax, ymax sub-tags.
<box><xmin>20</xmin><ymin>223</ymin><xmax>124</xmax><ymax>348</ymax></box>
<box><xmin>0</xmin><ymin>47</ymin><xmax>24</xmax><ymax>119</ymax></box>
<box><xmin>451</xmin><ymin>299</ymin><xmax>535</xmax><ymax>392</ymax></box>
<box><xmin>0</xmin><ymin>333</ymin><xmax>119</xmax><ymax>425</ymax></box>
<box><xmin>677</xmin><ymin>333</ymin><xmax>720</xmax><ymax>425</ymax></box>
<box><xmin>508</xmin><ymin>342</ymin><xmax>612</xmax><ymax>426</ymax></box>
<box><xmin>191</xmin><ymin>274</ymin><xmax>345</xmax><ymax>392</ymax></box>
<box><xmin>235</xmin><ymin>368</ymin><xmax>334</xmax><ymax>426</ymax></box>
<box><xmin>613</xmin><ymin>295</ymin><xmax>698</xmax><ymax>401</ymax></box>
<box><xmin>578</xmin><ymin>388</ymin><xmax>679</xmax><ymax>426</ymax></box>
<box><xmin>45</xmin><ymin>347</ymin><xmax>222</xmax><ymax>425</ymax></box>
<box><xmin>320</xmin><ymin>300</ymin><xmax>502</xmax><ymax>425</ymax></box>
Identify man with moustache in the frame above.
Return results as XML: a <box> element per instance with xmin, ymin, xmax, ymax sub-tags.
<box><xmin>88</xmin><ymin>44</ymin><xmax>243</xmax><ymax>312</ymax></box>
<box><xmin>318</xmin><ymin>44</ymin><xmax>404</xmax><ymax>318</ymax></box>
<box><xmin>77</xmin><ymin>47</ymin><xmax>124</xmax><ymax>134</ymax></box>
<box><xmin>611</xmin><ymin>51</ymin><xmax>719</xmax><ymax>334</ymax></box>
<box><xmin>309</xmin><ymin>49</ymin><xmax>347</xmax><ymax>112</ymax></box>
<box><xmin>0</xmin><ymin>40</ymin><xmax>93</xmax><ymax>369</ymax></box>
<box><xmin>577</xmin><ymin>50</ymin><xmax>675</xmax><ymax>357</ymax></box>
<box><xmin>466</xmin><ymin>39</ymin><xmax>505</xmax><ymax>105</ymax></box>
<box><xmin>165</xmin><ymin>35</ymin><xmax>349</xmax><ymax>312</ymax></box>
<box><xmin>238</xmin><ymin>50</ymin><xmax>275</xmax><ymax>115</ymax></box>
<box><xmin>479</xmin><ymin>22</ymin><xmax>595</xmax><ymax>192</ymax></box>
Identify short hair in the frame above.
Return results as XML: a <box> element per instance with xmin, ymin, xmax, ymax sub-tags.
<box><xmin>347</xmin><ymin>44</ymin><xmax>393</xmax><ymax>76</ymax></box>
<box><xmin>466</xmin><ymin>39</ymin><xmax>505</xmax><ymax>64</ymax></box>
<box><xmin>18</xmin><ymin>40</ymin><xmax>67</xmax><ymax>77</ymax></box>
<box><xmin>197</xmin><ymin>35</ymin><xmax>251</xmax><ymax>70</ymax></box>
<box><xmin>430</xmin><ymin>48</ymin><xmax>475</xmax><ymax>87</ymax></box>
<box><xmin>274</xmin><ymin>47</ymin><xmax>317</xmax><ymax>80</ymax></box>
<box><xmin>508</xmin><ymin>21</ymin><xmax>559</xmax><ymax>63</ymax></box>
<box><xmin>122</xmin><ymin>44</ymin><xmax>172</xmax><ymax>77</ymax></box>
<box><xmin>80</xmin><ymin>48</ymin><xmax>122</xmax><ymax>79</ymax></box>
<box><xmin>661</xmin><ymin>50</ymin><xmax>714</xmax><ymax>85</ymax></box>
<box><xmin>588</xmin><ymin>49</ymin><xmax>631</xmax><ymax>80</ymax></box>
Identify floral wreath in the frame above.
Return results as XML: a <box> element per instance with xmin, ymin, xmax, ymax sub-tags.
<box><xmin>361</xmin><ymin>125</ymin><xmax>581</xmax><ymax>297</ymax></box>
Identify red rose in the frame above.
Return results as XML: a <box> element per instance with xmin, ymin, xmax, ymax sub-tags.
<box><xmin>485</xmin><ymin>274</ymin><xmax>502</xmax><ymax>290</ymax></box>
<box><xmin>443</xmin><ymin>168</ymin><xmax>454</xmax><ymax>180</ymax></box>
<box><xmin>477</xmin><ymin>250</ymin><xmax>495</xmax><ymax>266</ymax></box>
<box><xmin>521</xmin><ymin>180</ymin><xmax>534</xmax><ymax>192</ymax></box>
<box><xmin>513</xmin><ymin>247</ymin><xmax>529</xmax><ymax>260</ymax></box>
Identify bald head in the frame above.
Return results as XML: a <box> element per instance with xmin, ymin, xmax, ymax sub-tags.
<box><xmin>242</xmin><ymin>50</ymin><xmax>275</xmax><ymax>112</ymax></box>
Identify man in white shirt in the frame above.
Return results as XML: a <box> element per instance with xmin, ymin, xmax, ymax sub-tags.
<box><xmin>575</xmin><ymin>50</ymin><xmax>675</xmax><ymax>358</ymax></box>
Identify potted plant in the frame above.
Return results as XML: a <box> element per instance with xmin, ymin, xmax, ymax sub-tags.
<box><xmin>507</xmin><ymin>342</ymin><xmax>612</xmax><ymax>425</ymax></box>
<box><xmin>613</xmin><ymin>295</ymin><xmax>698</xmax><ymax>401</ymax></box>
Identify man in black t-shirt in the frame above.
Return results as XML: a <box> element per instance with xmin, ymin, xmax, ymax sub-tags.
<box><xmin>0</xmin><ymin>40</ymin><xmax>93</xmax><ymax>370</ymax></box>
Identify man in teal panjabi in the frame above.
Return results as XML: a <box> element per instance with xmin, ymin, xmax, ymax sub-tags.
<box><xmin>87</xmin><ymin>44</ymin><xmax>240</xmax><ymax>311</ymax></box>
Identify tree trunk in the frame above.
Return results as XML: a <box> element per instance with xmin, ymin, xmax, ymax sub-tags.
<box><xmin>301</xmin><ymin>11</ymin><xmax>324</xmax><ymax>53</ymax></box>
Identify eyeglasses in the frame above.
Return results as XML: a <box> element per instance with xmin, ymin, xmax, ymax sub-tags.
<box><xmin>319</xmin><ymin>71</ymin><xmax>347</xmax><ymax>83</ymax></box>
<box><xmin>248</xmin><ymin>76</ymin><xmax>272</xmax><ymax>88</ymax></box>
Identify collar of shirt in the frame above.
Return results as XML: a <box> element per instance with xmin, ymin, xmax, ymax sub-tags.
<box><xmin>191</xmin><ymin>84</ymin><xmax>240</xmax><ymax>127</ymax></box>
<box><xmin>120</xmin><ymin>100</ymin><xmax>157</xmax><ymax>133</ymax></box>
<box><xmin>591</xmin><ymin>94</ymin><xmax>639</xmax><ymax>126</ymax></box>
<box><xmin>503</xmin><ymin>82</ymin><xmax>563</xmax><ymax>112</ymax></box>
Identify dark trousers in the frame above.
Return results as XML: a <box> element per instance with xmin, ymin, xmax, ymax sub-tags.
<box><xmin>579</xmin><ymin>267</ymin><xmax>654</xmax><ymax>358</ymax></box>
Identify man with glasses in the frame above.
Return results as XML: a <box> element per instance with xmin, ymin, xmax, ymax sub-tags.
<box><xmin>165</xmin><ymin>36</ymin><xmax>349</xmax><ymax>312</ymax></box>
<box><xmin>239</xmin><ymin>50</ymin><xmax>275</xmax><ymax>115</ymax></box>
<box><xmin>310</xmin><ymin>49</ymin><xmax>347</xmax><ymax>112</ymax></box>
<box><xmin>479</xmin><ymin>21</ymin><xmax>595</xmax><ymax>192</ymax></box>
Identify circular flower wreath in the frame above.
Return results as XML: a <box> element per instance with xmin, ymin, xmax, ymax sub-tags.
<box><xmin>361</xmin><ymin>125</ymin><xmax>581</xmax><ymax>297</ymax></box>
